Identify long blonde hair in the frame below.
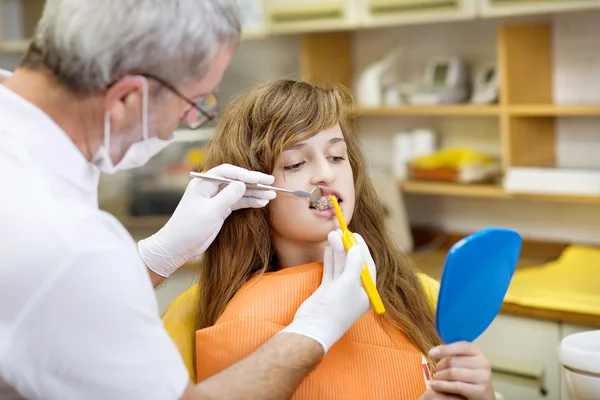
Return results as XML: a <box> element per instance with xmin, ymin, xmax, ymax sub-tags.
<box><xmin>199</xmin><ymin>79</ymin><xmax>441</xmax><ymax>356</ymax></box>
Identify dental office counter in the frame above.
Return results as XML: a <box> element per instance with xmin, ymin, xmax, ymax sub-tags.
<box><xmin>412</xmin><ymin>248</ymin><xmax>600</xmax><ymax>328</ymax></box>
<box><xmin>411</xmin><ymin>232</ymin><xmax>599</xmax><ymax>400</ymax></box>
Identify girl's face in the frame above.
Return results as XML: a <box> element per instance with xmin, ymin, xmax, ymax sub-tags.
<box><xmin>269</xmin><ymin>124</ymin><xmax>356</xmax><ymax>245</ymax></box>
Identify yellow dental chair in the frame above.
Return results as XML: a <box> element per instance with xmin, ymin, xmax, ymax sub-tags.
<box><xmin>162</xmin><ymin>273</ymin><xmax>440</xmax><ymax>382</ymax></box>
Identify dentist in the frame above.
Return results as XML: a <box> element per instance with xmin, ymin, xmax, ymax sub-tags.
<box><xmin>0</xmin><ymin>1</ymin><xmax>376</xmax><ymax>399</ymax></box>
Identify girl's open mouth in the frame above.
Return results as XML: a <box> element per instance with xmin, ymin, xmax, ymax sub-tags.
<box><xmin>309</xmin><ymin>187</ymin><xmax>343</xmax><ymax>211</ymax></box>
<box><xmin>310</xmin><ymin>195</ymin><xmax>340</xmax><ymax>211</ymax></box>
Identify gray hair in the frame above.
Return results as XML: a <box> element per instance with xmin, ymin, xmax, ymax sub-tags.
<box><xmin>21</xmin><ymin>0</ymin><xmax>241</xmax><ymax>93</ymax></box>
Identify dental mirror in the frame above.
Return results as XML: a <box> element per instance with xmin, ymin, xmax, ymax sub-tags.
<box><xmin>436</xmin><ymin>227</ymin><xmax>522</xmax><ymax>343</ymax></box>
<box><xmin>309</xmin><ymin>186</ymin><xmax>322</xmax><ymax>204</ymax></box>
<box><xmin>190</xmin><ymin>172</ymin><xmax>321</xmax><ymax>202</ymax></box>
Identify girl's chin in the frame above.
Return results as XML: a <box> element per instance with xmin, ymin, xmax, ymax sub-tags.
<box><xmin>278</xmin><ymin>223</ymin><xmax>342</xmax><ymax>245</ymax></box>
<box><xmin>309</xmin><ymin>227</ymin><xmax>339</xmax><ymax>242</ymax></box>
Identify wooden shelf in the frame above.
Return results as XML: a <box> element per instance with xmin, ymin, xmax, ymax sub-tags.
<box><xmin>355</xmin><ymin>105</ymin><xmax>501</xmax><ymax>117</ymax></box>
<box><xmin>401</xmin><ymin>180</ymin><xmax>600</xmax><ymax>204</ymax></box>
<box><xmin>509</xmin><ymin>105</ymin><xmax>600</xmax><ymax>117</ymax></box>
<box><xmin>401</xmin><ymin>181</ymin><xmax>508</xmax><ymax>198</ymax></box>
<box><xmin>355</xmin><ymin>105</ymin><xmax>600</xmax><ymax>118</ymax></box>
<box><xmin>500</xmin><ymin>302</ymin><xmax>600</xmax><ymax>328</ymax></box>
<box><xmin>356</xmin><ymin>104</ymin><xmax>600</xmax><ymax>118</ymax></box>
<box><xmin>511</xmin><ymin>191</ymin><xmax>600</xmax><ymax>205</ymax></box>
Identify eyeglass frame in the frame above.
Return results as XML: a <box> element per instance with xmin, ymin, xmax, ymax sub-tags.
<box><xmin>140</xmin><ymin>73</ymin><xmax>219</xmax><ymax>130</ymax></box>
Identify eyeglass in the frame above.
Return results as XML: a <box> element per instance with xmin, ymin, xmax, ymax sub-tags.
<box><xmin>142</xmin><ymin>73</ymin><xmax>219</xmax><ymax>130</ymax></box>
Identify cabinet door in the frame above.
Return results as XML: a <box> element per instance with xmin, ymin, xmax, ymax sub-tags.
<box><xmin>479</xmin><ymin>0</ymin><xmax>600</xmax><ymax>18</ymax></box>
<box><xmin>473</xmin><ymin>314</ymin><xmax>562</xmax><ymax>400</ymax></box>
<box><xmin>360</xmin><ymin>0</ymin><xmax>476</xmax><ymax>28</ymax></box>
<box><xmin>263</xmin><ymin>0</ymin><xmax>358</xmax><ymax>34</ymax></box>
<box><xmin>560</xmin><ymin>323</ymin><xmax>598</xmax><ymax>400</ymax></box>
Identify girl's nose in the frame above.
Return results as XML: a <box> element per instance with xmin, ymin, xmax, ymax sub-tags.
<box><xmin>310</xmin><ymin>159</ymin><xmax>335</xmax><ymax>186</ymax></box>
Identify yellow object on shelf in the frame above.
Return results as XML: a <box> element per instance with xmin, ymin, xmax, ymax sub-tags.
<box><xmin>504</xmin><ymin>246</ymin><xmax>600</xmax><ymax>316</ymax></box>
<box><xmin>330</xmin><ymin>196</ymin><xmax>385</xmax><ymax>315</ymax></box>
<box><xmin>410</xmin><ymin>147</ymin><xmax>496</xmax><ymax>170</ymax></box>
<box><xmin>186</xmin><ymin>148</ymin><xmax>206</xmax><ymax>169</ymax></box>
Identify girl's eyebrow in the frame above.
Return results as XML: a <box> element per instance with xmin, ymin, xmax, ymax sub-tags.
<box><xmin>285</xmin><ymin>137</ymin><xmax>345</xmax><ymax>151</ymax></box>
<box><xmin>285</xmin><ymin>143</ymin><xmax>305</xmax><ymax>151</ymax></box>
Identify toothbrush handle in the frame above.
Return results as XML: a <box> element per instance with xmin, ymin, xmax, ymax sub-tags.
<box><xmin>360</xmin><ymin>264</ymin><xmax>385</xmax><ymax>315</ymax></box>
<box><xmin>341</xmin><ymin>232</ymin><xmax>386</xmax><ymax>315</ymax></box>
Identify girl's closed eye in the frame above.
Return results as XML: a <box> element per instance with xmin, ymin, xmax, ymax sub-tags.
<box><xmin>328</xmin><ymin>155</ymin><xmax>346</xmax><ymax>163</ymax></box>
<box><xmin>284</xmin><ymin>161</ymin><xmax>305</xmax><ymax>171</ymax></box>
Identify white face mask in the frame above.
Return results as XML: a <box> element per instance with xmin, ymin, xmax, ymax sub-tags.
<box><xmin>93</xmin><ymin>76</ymin><xmax>174</xmax><ymax>174</ymax></box>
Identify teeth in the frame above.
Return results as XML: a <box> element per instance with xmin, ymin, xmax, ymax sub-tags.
<box><xmin>311</xmin><ymin>196</ymin><xmax>339</xmax><ymax>211</ymax></box>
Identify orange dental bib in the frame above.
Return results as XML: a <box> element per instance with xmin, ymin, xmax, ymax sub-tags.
<box><xmin>196</xmin><ymin>263</ymin><xmax>432</xmax><ymax>399</ymax></box>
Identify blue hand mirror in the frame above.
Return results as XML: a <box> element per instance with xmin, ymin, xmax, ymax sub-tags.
<box><xmin>436</xmin><ymin>227</ymin><xmax>522</xmax><ymax>343</ymax></box>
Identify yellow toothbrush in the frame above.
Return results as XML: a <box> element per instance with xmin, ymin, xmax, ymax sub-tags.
<box><xmin>329</xmin><ymin>196</ymin><xmax>386</xmax><ymax>315</ymax></box>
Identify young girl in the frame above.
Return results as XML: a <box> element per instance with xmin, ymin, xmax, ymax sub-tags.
<box><xmin>194</xmin><ymin>79</ymin><xmax>495</xmax><ymax>399</ymax></box>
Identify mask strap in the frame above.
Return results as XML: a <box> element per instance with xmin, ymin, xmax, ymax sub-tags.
<box><xmin>104</xmin><ymin>112</ymin><xmax>111</xmax><ymax>154</ymax></box>
<box><xmin>138</xmin><ymin>76</ymin><xmax>149</xmax><ymax>141</ymax></box>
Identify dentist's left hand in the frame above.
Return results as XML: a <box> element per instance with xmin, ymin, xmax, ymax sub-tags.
<box><xmin>280</xmin><ymin>231</ymin><xmax>376</xmax><ymax>353</ymax></box>
<box><xmin>138</xmin><ymin>164</ymin><xmax>276</xmax><ymax>278</ymax></box>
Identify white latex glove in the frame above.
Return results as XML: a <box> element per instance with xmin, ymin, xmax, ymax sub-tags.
<box><xmin>280</xmin><ymin>231</ymin><xmax>377</xmax><ymax>353</ymax></box>
<box><xmin>138</xmin><ymin>164</ymin><xmax>276</xmax><ymax>277</ymax></box>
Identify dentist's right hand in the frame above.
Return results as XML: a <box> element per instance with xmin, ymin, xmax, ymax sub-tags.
<box><xmin>280</xmin><ymin>231</ymin><xmax>377</xmax><ymax>353</ymax></box>
<box><xmin>139</xmin><ymin>164</ymin><xmax>276</xmax><ymax>280</ymax></box>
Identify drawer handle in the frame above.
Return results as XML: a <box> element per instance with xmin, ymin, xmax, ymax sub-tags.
<box><xmin>268</xmin><ymin>3</ymin><xmax>343</xmax><ymax>23</ymax></box>
<box><xmin>488</xmin><ymin>355</ymin><xmax>548</xmax><ymax>397</ymax></box>
<box><xmin>369</xmin><ymin>0</ymin><xmax>458</xmax><ymax>14</ymax></box>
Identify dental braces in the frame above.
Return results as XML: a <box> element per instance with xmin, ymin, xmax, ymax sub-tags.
<box><xmin>312</xmin><ymin>196</ymin><xmax>338</xmax><ymax>211</ymax></box>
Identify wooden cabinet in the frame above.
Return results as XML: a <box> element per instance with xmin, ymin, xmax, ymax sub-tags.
<box><xmin>474</xmin><ymin>314</ymin><xmax>561</xmax><ymax>400</ymax></box>
<box><xmin>261</xmin><ymin>0</ymin><xmax>479</xmax><ymax>34</ymax></box>
<box><xmin>472</xmin><ymin>314</ymin><xmax>598</xmax><ymax>400</ymax></box>
<box><xmin>262</xmin><ymin>0</ymin><xmax>358</xmax><ymax>34</ymax></box>
<box><xmin>360</xmin><ymin>0</ymin><xmax>477</xmax><ymax>28</ymax></box>
<box><xmin>479</xmin><ymin>0</ymin><xmax>600</xmax><ymax>18</ymax></box>
<box><xmin>3</xmin><ymin>1</ymin><xmax>600</xmax><ymax>50</ymax></box>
